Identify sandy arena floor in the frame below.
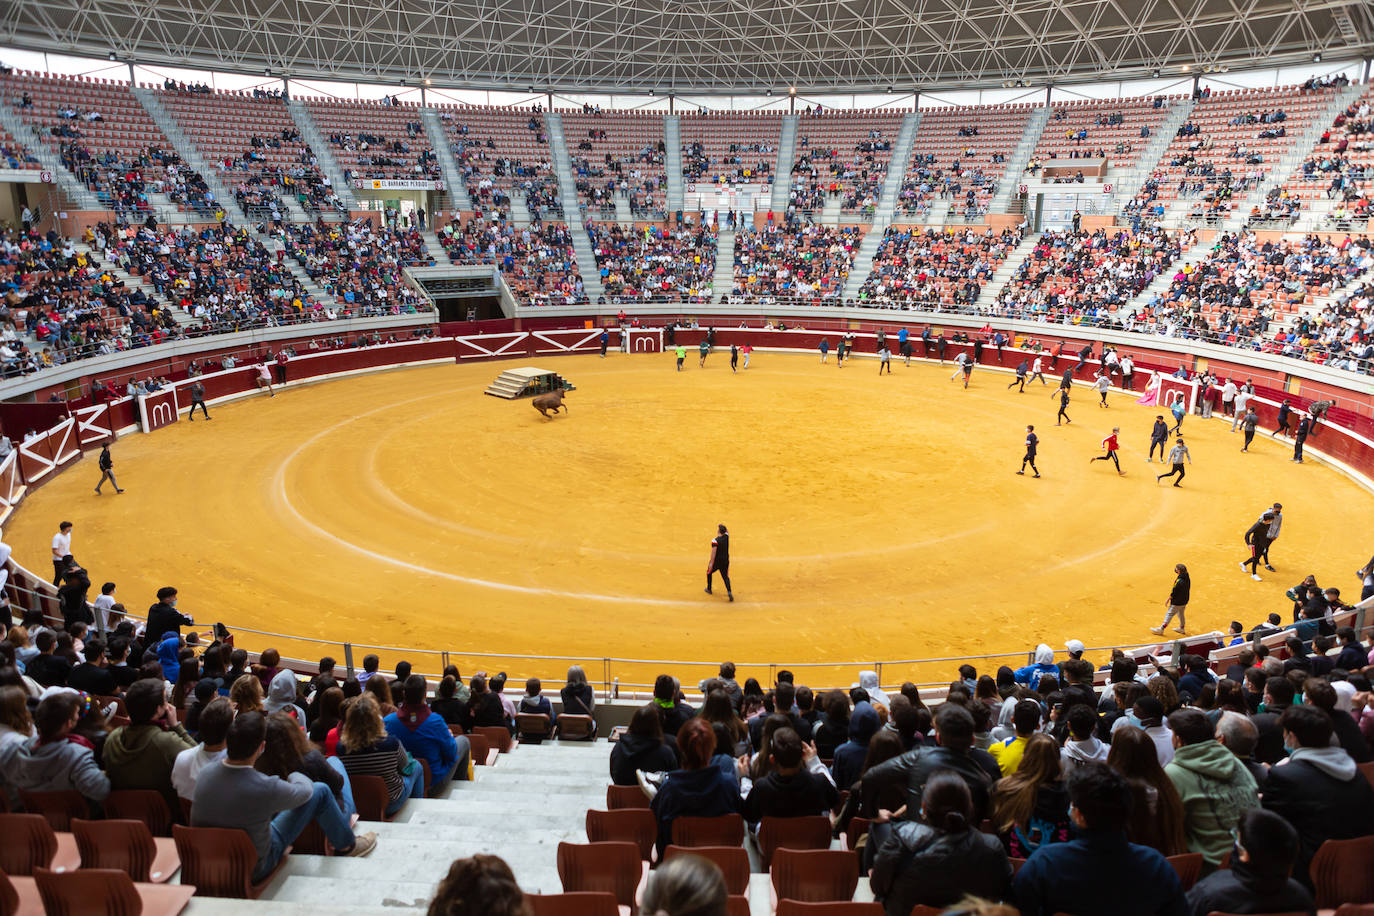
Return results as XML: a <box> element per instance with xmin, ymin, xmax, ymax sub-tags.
<box><xmin>6</xmin><ymin>351</ymin><xmax>1370</xmax><ymax>691</ymax></box>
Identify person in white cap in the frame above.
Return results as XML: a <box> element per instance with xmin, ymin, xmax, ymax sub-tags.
<box><xmin>1064</xmin><ymin>639</ymin><xmax>1086</xmax><ymax>660</ymax></box>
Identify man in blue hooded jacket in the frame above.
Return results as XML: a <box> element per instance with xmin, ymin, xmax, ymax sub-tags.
<box><xmin>384</xmin><ymin>675</ymin><xmax>468</xmax><ymax>789</ymax></box>
<box><xmin>1014</xmin><ymin>644</ymin><xmax>1060</xmax><ymax>689</ymax></box>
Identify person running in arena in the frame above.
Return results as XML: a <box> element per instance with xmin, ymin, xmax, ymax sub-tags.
<box><xmin>1053</xmin><ymin>385</ymin><xmax>1071</xmax><ymax>426</ymax></box>
<box><xmin>1090</xmin><ymin>427</ymin><xmax>1124</xmax><ymax>475</ymax></box>
<box><xmin>1017</xmin><ymin>425</ymin><xmax>1040</xmax><ymax>478</ymax></box>
<box><xmin>705</xmin><ymin>524</ymin><xmax>732</xmax><ymax>602</ymax></box>
<box><xmin>698</xmin><ymin>338</ymin><xmax>709</xmax><ymax>368</ymax></box>
<box><xmin>897</xmin><ymin>327</ymin><xmax>909</xmax><ymax>365</ymax></box>
<box><xmin>1150</xmin><ymin>563</ymin><xmax>1191</xmax><ymax>635</ymax></box>
<box><xmin>730</xmin><ymin>344</ymin><xmax>739</xmax><ymax>373</ymax></box>
<box><xmin>878</xmin><ymin>345</ymin><xmax>892</xmax><ymax>375</ymax></box>
<box><xmin>1029</xmin><ymin>355</ymin><xmax>1047</xmax><ymax>386</ymax></box>
<box><xmin>1239</xmin><ymin>406</ymin><xmax>1259</xmax><ymax>451</ymax></box>
<box><xmin>675</xmin><ymin>343</ymin><xmax>687</xmax><ymax>371</ymax></box>
<box><xmin>1241</xmin><ymin>511</ymin><xmax>1275</xmax><ymax>581</ymax></box>
<box><xmin>1258</xmin><ymin>503</ymin><xmax>1282</xmax><ymax>571</ymax></box>
<box><xmin>187</xmin><ymin>380</ymin><xmax>210</xmax><ymax>420</ymax></box>
<box><xmin>740</xmin><ymin>343</ymin><xmax>752</xmax><ymax>370</ymax></box>
<box><xmin>94</xmin><ymin>443</ymin><xmax>124</xmax><ymax>495</ymax></box>
<box><xmin>1272</xmin><ymin>399</ymin><xmax>1294</xmax><ymax>437</ymax></box>
<box><xmin>1169</xmin><ymin>392</ymin><xmax>1186</xmax><ymax>434</ymax></box>
<box><xmin>1156</xmin><ymin>437</ymin><xmax>1191</xmax><ymax>487</ymax></box>
<box><xmin>950</xmin><ymin>351</ymin><xmax>973</xmax><ymax>388</ymax></box>
<box><xmin>1147</xmin><ymin>415</ymin><xmax>1169</xmax><ymax>462</ymax></box>
<box><xmin>1008</xmin><ymin>359</ymin><xmax>1029</xmax><ymax>392</ymax></box>
<box><xmin>819</xmin><ymin>338</ymin><xmax>830</xmax><ymax>364</ymax></box>
<box><xmin>1093</xmin><ymin>371</ymin><xmax>1111</xmax><ymax>408</ymax></box>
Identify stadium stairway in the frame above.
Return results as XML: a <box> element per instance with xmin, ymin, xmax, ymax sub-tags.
<box><xmin>712</xmin><ymin>227</ymin><xmax>736</xmax><ymax>300</ymax></box>
<box><xmin>0</xmin><ymin>100</ymin><xmax>101</xmax><ymax>210</ymax></box>
<box><xmin>135</xmin><ymin>88</ymin><xmax>311</xmax><ymax>227</ymax></box>
<box><xmin>614</xmin><ymin>193</ymin><xmax>633</xmax><ymax>224</ymax></box>
<box><xmin>74</xmin><ymin>239</ymin><xmax>201</xmax><ymax>327</ymax></box>
<box><xmin>838</xmin><ymin>110</ymin><xmax>920</xmax><ymax>302</ymax></box>
<box><xmin>768</xmin><ymin>115</ymin><xmax>800</xmax><ymax>212</ymax></box>
<box><xmin>1122</xmin><ymin>229</ymin><xmax>1216</xmax><ymax>313</ymax></box>
<box><xmin>1225</xmin><ymin>82</ymin><xmax>1364</xmax><ymax>232</ymax></box>
<box><xmin>544</xmin><ymin>112</ymin><xmax>604</xmax><ymax>303</ymax></box>
<box><xmin>284</xmin><ymin>99</ymin><xmax>360</xmax><ymax>212</ymax></box>
<box><xmin>987</xmin><ymin>104</ymin><xmax>1051</xmax><ymax>214</ymax></box>
<box><xmin>1110</xmin><ymin>97</ymin><xmax>1196</xmax><ymax>221</ymax></box>
<box><xmin>665</xmin><ymin>116</ymin><xmax>684</xmax><ymax>215</ymax></box>
<box><xmin>819</xmin><ymin>193</ymin><xmax>844</xmax><ymax>226</ymax></box>
<box><xmin>977</xmin><ymin>231</ymin><xmax>1041</xmax><ymax>305</ymax></box>
<box><xmin>420</xmin><ymin>107</ymin><xmax>481</xmax><ymax>214</ymax></box>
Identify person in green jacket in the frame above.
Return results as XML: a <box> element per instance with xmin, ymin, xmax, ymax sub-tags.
<box><xmin>1164</xmin><ymin>708</ymin><xmax>1259</xmax><ymax>869</ymax></box>
<box><xmin>103</xmin><ymin>678</ymin><xmax>197</xmax><ymax>811</ymax></box>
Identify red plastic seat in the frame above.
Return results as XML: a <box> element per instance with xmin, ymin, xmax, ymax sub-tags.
<box><xmin>663</xmin><ymin>845</ymin><xmax>749</xmax><ymax>895</ymax></box>
<box><xmin>525</xmin><ymin>891</ymin><xmax>619</xmax><ymax>916</ymax></box>
<box><xmin>672</xmin><ymin>814</ymin><xmax>746</xmax><ymax>848</ymax></box>
<box><xmin>778</xmin><ymin>902</ymin><xmax>883</xmax><ymax>916</ymax></box>
<box><xmin>473</xmin><ymin>725</ymin><xmax>513</xmax><ymax>753</ymax></box>
<box><xmin>517</xmin><ymin>713</ymin><xmax>553</xmax><ymax>741</ymax></box>
<box><xmin>770</xmin><ymin>848</ymin><xmax>859</xmax><ymax>903</ymax></box>
<box><xmin>72</xmin><ymin>818</ymin><xmax>181</xmax><ymax>883</ymax></box>
<box><xmin>104</xmin><ymin>789</ymin><xmax>175</xmax><ymax>836</ymax></box>
<box><xmin>585</xmin><ymin>809</ymin><xmax>657</xmax><ymax>862</ymax></box>
<box><xmin>17</xmin><ymin>790</ymin><xmax>87</xmax><ymax>832</ymax></box>
<box><xmin>350</xmin><ymin>774</ymin><xmax>394</xmax><ymax>822</ymax></box>
<box><xmin>1167</xmin><ymin>852</ymin><xmax>1204</xmax><ymax>892</ymax></box>
<box><xmin>556</xmin><ymin>715</ymin><xmax>596</xmax><ymax>740</ymax></box>
<box><xmin>33</xmin><ymin>866</ymin><xmax>196</xmax><ymax>916</ymax></box>
<box><xmin>171</xmin><ymin>824</ymin><xmax>283</xmax><ymax>899</ymax></box>
<box><xmin>556</xmin><ymin>841</ymin><xmax>644</xmax><ymax>909</ymax></box>
<box><xmin>758</xmin><ymin>815</ymin><xmax>833</xmax><ymax>866</ymax></box>
<box><xmin>1311</xmin><ymin>835</ymin><xmax>1374</xmax><ymax>910</ymax></box>
<box><xmin>606</xmin><ymin>785</ymin><xmax>649</xmax><ymax>809</ymax></box>
<box><xmin>0</xmin><ymin>814</ymin><xmax>79</xmax><ymax>876</ymax></box>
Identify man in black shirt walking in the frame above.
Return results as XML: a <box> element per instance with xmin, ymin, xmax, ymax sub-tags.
<box><xmin>705</xmin><ymin>524</ymin><xmax>733</xmax><ymax>602</ymax></box>
<box><xmin>1017</xmin><ymin>425</ymin><xmax>1040</xmax><ymax>478</ymax></box>
<box><xmin>1147</xmin><ymin>415</ymin><xmax>1169</xmax><ymax>462</ymax></box>
<box><xmin>188</xmin><ymin>381</ymin><xmax>210</xmax><ymax>420</ymax></box>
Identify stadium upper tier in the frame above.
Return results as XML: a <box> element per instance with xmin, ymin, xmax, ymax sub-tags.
<box><xmin>0</xmin><ymin>71</ymin><xmax>1371</xmax><ymax>377</ymax></box>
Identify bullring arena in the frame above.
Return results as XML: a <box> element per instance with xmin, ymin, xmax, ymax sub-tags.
<box><xmin>3</xmin><ymin>3</ymin><xmax>1374</xmax><ymax>912</ymax></box>
<box><xmin>5</xmin><ymin>342</ymin><xmax>1373</xmax><ymax>691</ymax></box>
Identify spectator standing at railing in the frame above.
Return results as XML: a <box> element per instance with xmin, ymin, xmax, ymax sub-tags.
<box><xmin>49</xmin><ymin>521</ymin><xmax>72</xmax><ymax>587</ymax></box>
<box><xmin>146</xmin><ymin>586</ymin><xmax>194</xmax><ymax>644</ymax></box>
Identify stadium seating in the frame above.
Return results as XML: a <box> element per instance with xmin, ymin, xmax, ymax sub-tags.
<box><xmin>679</xmin><ymin>111</ymin><xmax>783</xmax><ymax>186</ymax></box>
<box><xmin>898</xmin><ymin>104</ymin><xmax>1035</xmax><ymax>219</ymax></box>
<box><xmin>435</xmin><ymin>106</ymin><xmax>562</xmax><ymax>220</ymax></box>
<box><xmin>786</xmin><ymin>110</ymin><xmax>905</xmax><ymax>214</ymax></box>
<box><xmin>304</xmin><ymin>98</ymin><xmax>441</xmax><ymax>184</ymax></box>
<box><xmin>561</xmin><ymin>110</ymin><xmax>668</xmax><ymax>219</ymax></box>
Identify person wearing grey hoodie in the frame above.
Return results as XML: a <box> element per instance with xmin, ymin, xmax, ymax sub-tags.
<box><xmin>1060</xmin><ymin>704</ymin><xmax>1110</xmax><ymax>769</ymax></box>
<box><xmin>1163</xmin><ymin>709</ymin><xmax>1259</xmax><ymax>867</ymax></box>
<box><xmin>264</xmin><ymin>669</ymin><xmax>308</xmax><ymax>726</ymax></box>
<box><xmin>12</xmin><ymin>690</ymin><xmax>110</xmax><ymax>807</ymax></box>
<box><xmin>1262</xmin><ymin>704</ymin><xmax>1374</xmax><ymax>888</ymax></box>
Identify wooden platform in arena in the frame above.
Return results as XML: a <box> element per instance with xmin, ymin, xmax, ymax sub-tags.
<box><xmin>484</xmin><ymin>367</ymin><xmax>576</xmax><ymax>399</ymax></box>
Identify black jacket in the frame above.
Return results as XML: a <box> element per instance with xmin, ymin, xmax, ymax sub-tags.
<box><xmin>748</xmin><ymin>712</ymin><xmax>814</xmax><ymax>749</ymax></box>
<box><xmin>741</xmin><ymin>763</ymin><xmax>838</xmax><ymax>824</ymax></box>
<box><xmin>145</xmin><ymin>602</ymin><xmax>193</xmax><ymax>643</ymax></box>
<box><xmin>1169</xmin><ymin>573</ymin><xmax>1190</xmax><ymax>606</ymax></box>
<box><xmin>861</xmin><ymin>744</ymin><xmax>1000</xmax><ymax>823</ymax></box>
<box><xmin>869</xmin><ymin>821</ymin><xmax>1011</xmax><ymax>916</ymax></box>
<box><xmin>1184</xmin><ymin>858</ymin><xmax>1314</xmax><ymax>916</ymax></box>
<box><xmin>1262</xmin><ymin>753</ymin><xmax>1374</xmax><ymax>887</ymax></box>
<box><xmin>67</xmin><ymin>662</ymin><xmax>117</xmax><ymax>696</ymax></box>
<box><xmin>609</xmin><ymin>733</ymin><xmax>678</xmax><ymax>786</ymax></box>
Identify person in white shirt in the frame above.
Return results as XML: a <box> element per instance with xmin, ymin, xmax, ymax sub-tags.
<box><xmin>50</xmin><ymin>522</ymin><xmax>73</xmax><ymax>586</ymax></box>
<box><xmin>1231</xmin><ymin>387</ymin><xmax>1252</xmax><ymax>431</ymax></box>
<box><xmin>1221</xmin><ymin>379</ymin><xmax>1238</xmax><ymax>416</ymax></box>
<box><xmin>171</xmin><ymin>697</ymin><xmax>232</xmax><ymax>801</ymax></box>
<box><xmin>93</xmin><ymin>582</ymin><xmax>117</xmax><ymax>635</ymax></box>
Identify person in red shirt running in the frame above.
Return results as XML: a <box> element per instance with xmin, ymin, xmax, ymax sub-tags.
<box><xmin>1090</xmin><ymin>427</ymin><xmax>1124</xmax><ymax>475</ymax></box>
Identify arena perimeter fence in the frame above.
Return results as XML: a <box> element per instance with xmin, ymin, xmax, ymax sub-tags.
<box><xmin>2</xmin><ymin>321</ymin><xmax>1373</xmax><ymax>703</ymax></box>
<box><xmin>8</xmin><ymin>578</ymin><xmax>1372</xmax><ymax>706</ymax></box>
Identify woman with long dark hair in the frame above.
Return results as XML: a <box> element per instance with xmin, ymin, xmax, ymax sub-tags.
<box><xmin>1107</xmin><ymin>725</ymin><xmax>1188</xmax><ymax>856</ymax></box>
<box><xmin>610</xmin><ymin>704</ymin><xmax>679</xmax><ymax>785</ymax></box>
<box><xmin>987</xmin><ymin>733</ymin><xmax>1071</xmax><ymax>857</ymax></box>
<box><xmin>257</xmin><ymin>711</ymin><xmax>352</xmax><ymax>815</ymax></box>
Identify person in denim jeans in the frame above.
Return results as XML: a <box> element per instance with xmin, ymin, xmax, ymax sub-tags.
<box><xmin>191</xmin><ymin>712</ymin><xmax>375</xmax><ymax>881</ymax></box>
